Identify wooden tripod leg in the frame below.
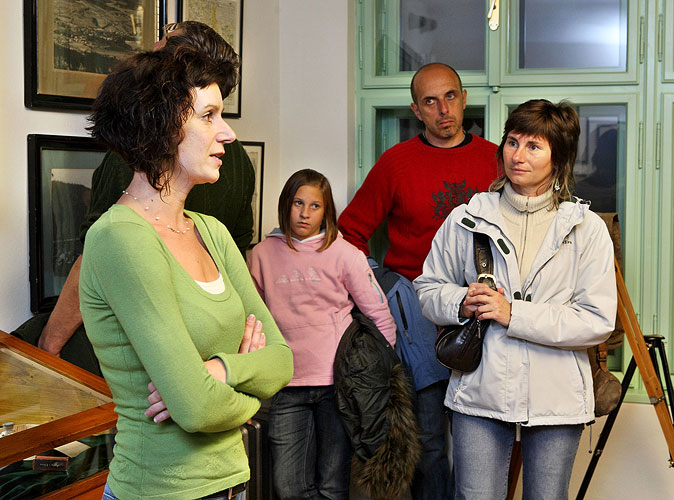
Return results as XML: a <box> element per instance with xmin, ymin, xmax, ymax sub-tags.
<box><xmin>506</xmin><ymin>441</ymin><xmax>522</xmax><ymax>500</ymax></box>
<box><xmin>614</xmin><ymin>258</ymin><xmax>674</xmax><ymax>464</ymax></box>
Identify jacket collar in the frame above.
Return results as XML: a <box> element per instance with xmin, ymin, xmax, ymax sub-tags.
<box><xmin>462</xmin><ymin>190</ymin><xmax>590</xmax><ymax>240</ymax></box>
<box><xmin>458</xmin><ymin>191</ymin><xmax>592</xmax><ymax>293</ymax></box>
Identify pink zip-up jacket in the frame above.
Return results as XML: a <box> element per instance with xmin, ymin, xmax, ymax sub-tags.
<box><xmin>248</xmin><ymin>229</ymin><xmax>396</xmax><ymax>386</ymax></box>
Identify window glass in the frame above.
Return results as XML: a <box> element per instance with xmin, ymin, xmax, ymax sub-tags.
<box><xmin>574</xmin><ymin>105</ymin><xmax>625</xmax><ymax>214</ymax></box>
<box><xmin>376</xmin><ymin>0</ymin><xmax>486</xmax><ymax>76</ymax></box>
<box><xmin>519</xmin><ymin>0</ymin><xmax>627</xmax><ymax>71</ymax></box>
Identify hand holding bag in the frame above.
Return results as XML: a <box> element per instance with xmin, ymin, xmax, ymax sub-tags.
<box><xmin>435</xmin><ymin>232</ymin><xmax>495</xmax><ymax>373</ymax></box>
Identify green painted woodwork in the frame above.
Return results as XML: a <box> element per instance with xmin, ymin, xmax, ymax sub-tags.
<box><xmin>498</xmin><ymin>0</ymin><xmax>639</xmax><ymax>86</ymax></box>
<box><xmin>665</xmin><ymin>3</ymin><xmax>674</xmax><ymax>81</ymax></box>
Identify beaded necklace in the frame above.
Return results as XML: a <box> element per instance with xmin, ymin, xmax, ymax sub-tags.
<box><xmin>121</xmin><ymin>190</ymin><xmax>191</xmax><ymax>234</ymax></box>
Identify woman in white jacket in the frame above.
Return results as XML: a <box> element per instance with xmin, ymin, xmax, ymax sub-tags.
<box><xmin>414</xmin><ymin>99</ymin><xmax>617</xmax><ymax>500</ymax></box>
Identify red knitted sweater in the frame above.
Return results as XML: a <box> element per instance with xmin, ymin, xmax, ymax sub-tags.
<box><xmin>339</xmin><ymin>134</ymin><xmax>499</xmax><ymax>281</ymax></box>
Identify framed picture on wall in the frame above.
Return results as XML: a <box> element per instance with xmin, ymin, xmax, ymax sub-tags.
<box><xmin>24</xmin><ymin>0</ymin><xmax>165</xmax><ymax>110</ymax></box>
<box><xmin>177</xmin><ymin>0</ymin><xmax>243</xmax><ymax>117</ymax></box>
<box><xmin>241</xmin><ymin>141</ymin><xmax>264</xmax><ymax>245</ymax></box>
<box><xmin>28</xmin><ymin>135</ymin><xmax>107</xmax><ymax>313</ymax></box>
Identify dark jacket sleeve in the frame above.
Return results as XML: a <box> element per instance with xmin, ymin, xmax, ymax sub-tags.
<box><xmin>225</xmin><ymin>142</ymin><xmax>255</xmax><ymax>255</ymax></box>
<box><xmin>79</xmin><ymin>151</ymin><xmax>133</xmax><ymax>244</ymax></box>
<box><xmin>185</xmin><ymin>140</ymin><xmax>255</xmax><ymax>256</ymax></box>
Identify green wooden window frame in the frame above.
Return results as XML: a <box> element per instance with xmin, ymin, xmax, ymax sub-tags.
<box><xmin>497</xmin><ymin>0</ymin><xmax>639</xmax><ymax>86</ymax></box>
<box><xmin>664</xmin><ymin>2</ymin><xmax>674</xmax><ymax>82</ymax></box>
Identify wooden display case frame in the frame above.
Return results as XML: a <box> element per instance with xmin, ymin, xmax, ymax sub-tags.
<box><xmin>0</xmin><ymin>330</ymin><xmax>117</xmax><ymax>499</ymax></box>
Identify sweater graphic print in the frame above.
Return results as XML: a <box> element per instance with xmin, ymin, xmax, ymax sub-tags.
<box><xmin>432</xmin><ymin>179</ymin><xmax>480</xmax><ymax>220</ymax></box>
<box><xmin>275</xmin><ymin>267</ymin><xmax>321</xmax><ymax>285</ymax></box>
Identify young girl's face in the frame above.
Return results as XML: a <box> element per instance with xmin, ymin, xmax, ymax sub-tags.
<box><xmin>290</xmin><ymin>184</ymin><xmax>325</xmax><ymax>240</ymax></box>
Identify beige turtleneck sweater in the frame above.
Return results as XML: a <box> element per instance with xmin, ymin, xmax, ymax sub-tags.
<box><xmin>499</xmin><ymin>183</ymin><xmax>557</xmax><ymax>284</ymax></box>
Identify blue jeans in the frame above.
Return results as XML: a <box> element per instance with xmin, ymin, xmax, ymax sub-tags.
<box><xmin>102</xmin><ymin>484</ymin><xmax>117</xmax><ymax>500</ymax></box>
<box><xmin>102</xmin><ymin>482</ymin><xmax>245</xmax><ymax>500</ymax></box>
<box><xmin>452</xmin><ymin>412</ymin><xmax>583</xmax><ymax>500</ymax></box>
<box><xmin>410</xmin><ymin>380</ymin><xmax>453</xmax><ymax>500</ymax></box>
<box><xmin>269</xmin><ymin>386</ymin><xmax>352</xmax><ymax>500</ymax></box>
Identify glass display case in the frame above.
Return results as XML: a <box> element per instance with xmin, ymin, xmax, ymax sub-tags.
<box><xmin>0</xmin><ymin>331</ymin><xmax>116</xmax><ymax>500</ymax></box>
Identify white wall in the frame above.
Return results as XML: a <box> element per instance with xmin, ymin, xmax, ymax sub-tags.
<box><xmin>231</xmin><ymin>1</ymin><xmax>282</xmax><ymax>238</ymax></box>
<box><xmin>278</xmin><ymin>0</ymin><xmax>353</xmax><ymax>214</ymax></box>
<box><xmin>0</xmin><ymin>1</ymin><xmax>91</xmax><ymax>330</ymax></box>
<box><xmin>2</xmin><ymin>2</ymin><xmax>671</xmax><ymax>498</ymax></box>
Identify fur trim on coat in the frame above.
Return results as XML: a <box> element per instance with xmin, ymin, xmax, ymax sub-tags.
<box><xmin>334</xmin><ymin>312</ymin><xmax>420</xmax><ymax>499</ymax></box>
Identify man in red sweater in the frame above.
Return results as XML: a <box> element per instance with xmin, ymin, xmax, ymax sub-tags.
<box><xmin>338</xmin><ymin>63</ymin><xmax>498</xmax><ymax>500</ymax></box>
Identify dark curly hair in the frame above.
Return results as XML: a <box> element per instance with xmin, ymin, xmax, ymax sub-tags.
<box><xmin>87</xmin><ymin>47</ymin><xmax>233</xmax><ymax>192</ymax></box>
<box><xmin>163</xmin><ymin>21</ymin><xmax>240</xmax><ymax>98</ymax></box>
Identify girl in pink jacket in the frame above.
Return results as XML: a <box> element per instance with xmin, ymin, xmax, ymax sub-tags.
<box><xmin>248</xmin><ymin>169</ymin><xmax>396</xmax><ymax>500</ymax></box>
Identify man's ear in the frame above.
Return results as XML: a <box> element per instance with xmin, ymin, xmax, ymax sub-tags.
<box><xmin>410</xmin><ymin>102</ymin><xmax>422</xmax><ymax>121</ymax></box>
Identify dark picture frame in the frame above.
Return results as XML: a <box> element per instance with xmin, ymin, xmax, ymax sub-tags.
<box><xmin>24</xmin><ymin>0</ymin><xmax>165</xmax><ymax>111</ymax></box>
<box><xmin>28</xmin><ymin>135</ymin><xmax>107</xmax><ymax>313</ymax></box>
<box><xmin>241</xmin><ymin>141</ymin><xmax>264</xmax><ymax>245</ymax></box>
<box><xmin>177</xmin><ymin>0</ymin><xmax>243</xmax><ymax>118</ymax></box>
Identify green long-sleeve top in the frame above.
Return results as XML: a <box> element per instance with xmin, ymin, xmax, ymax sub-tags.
<box><xmin>79</xmin><ymin>205</ymin><xmax>293</xmax><ymax>500</ymax></box>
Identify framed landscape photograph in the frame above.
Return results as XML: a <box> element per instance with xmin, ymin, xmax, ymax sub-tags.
<box><xmin>177</xmin><ymin>0</ymin><xmax>243</xmax><ymax>117</ymax></box>
<box><xmin>28</xmin><ymin>135</ymin><xmax>107</xmax><ymax>313</ymax></box>
<box><xmin>24</xmin><ymin>0</ymin><xmax>164</xmax><ymax>110</ymax></box>
<box><xmin>241</xmin><ymin>141</ymin><xmax>264</xmax><ymax>245</ymax></box>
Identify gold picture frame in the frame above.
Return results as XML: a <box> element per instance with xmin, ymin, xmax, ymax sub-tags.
<box><xmin>24</xmin><ymin>0</ymin><xmax>164</xmax><ymax>110</ymax></box>
<box><xmin>178</xmin><ymin>0</ymin><xmax>243</xmax><ymax>117</ymax></box>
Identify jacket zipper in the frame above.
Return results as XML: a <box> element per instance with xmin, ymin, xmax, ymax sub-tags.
<box><xmin>395</xmin><ymin>292</ymin><xmax>412</xmax><ymax>344</ymax></box>
<box><xmin>519</xmin><ymin>198</ymin><xmax>529</xmax><ymax>274</ymax></box>
<box><xmin>369</xmin><ymin>273</ymin><xmax>384</xmax><ymax>303</ymax></box>
<box><xmin>452</xmin><ymin>374</ymin><xmax>464</xmax><ymax>403</ymax></box>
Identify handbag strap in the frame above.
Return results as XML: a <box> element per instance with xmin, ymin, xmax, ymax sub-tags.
<box><xmin>473</xmin><ymin>232</ymin><xmax>494</xmax><ymax>277</ymax></box>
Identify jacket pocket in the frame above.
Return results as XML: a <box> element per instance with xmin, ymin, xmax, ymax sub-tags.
<box><xmin>572</xmin><ymin>350</ymin><xmax>589</xmax><ymax>415</ymax></box>
<box><xmin>527</xmin><ymin>344</ymin><xmax>589</xmax><ymax>419</ymax></box>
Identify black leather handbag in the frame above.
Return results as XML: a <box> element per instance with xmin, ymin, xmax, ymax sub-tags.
<box><xmin>435</xmin><ymin>232</ymin><xmax>496</xmax><ymax>373</ymax></box>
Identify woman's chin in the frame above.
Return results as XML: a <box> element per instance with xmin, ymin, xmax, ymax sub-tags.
<box><xmin>198</xmin><ymin>171</ymin><xmax>221</xmax><ymax>185</ymax></box>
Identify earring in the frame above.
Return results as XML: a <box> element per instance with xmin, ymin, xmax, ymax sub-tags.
<box><xmin>554</xmin><ymin>179</ymin><xmax>561</xmax><ymax>192</ymax></box>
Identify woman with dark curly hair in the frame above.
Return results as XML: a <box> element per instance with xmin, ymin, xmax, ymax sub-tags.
<box><xmin>81</xmin><ymin>47</ymin><xmax>293</xmax><ymax>500</ymax></box>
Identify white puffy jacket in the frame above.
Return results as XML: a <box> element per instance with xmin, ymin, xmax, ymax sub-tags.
<box><xmin>414</xmin><ymin>191</ymin><xmax>617</xmax><ymax>425</ymax></box>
